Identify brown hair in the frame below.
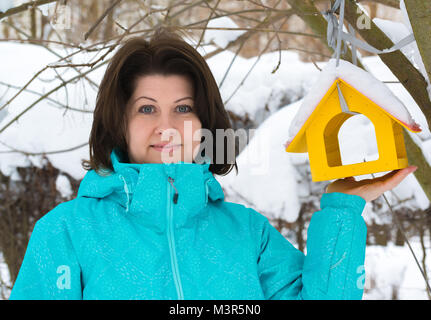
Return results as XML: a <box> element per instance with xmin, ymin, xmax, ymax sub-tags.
<box><xmin>81</xmin><ymin>27</ymin><xmax>238</xmax><ymax>176</ymax></box>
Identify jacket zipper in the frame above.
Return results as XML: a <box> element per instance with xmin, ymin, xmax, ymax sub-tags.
<box><xmin>167</xmin><ymin>177</ymin><xmax>184</xmax><ymax>299</ymax></box>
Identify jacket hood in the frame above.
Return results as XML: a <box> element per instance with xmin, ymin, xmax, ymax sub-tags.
<box><xmin>77</xmin><ymin>148</ymin><xmax>225</xmax><ymax>227</ymax></box>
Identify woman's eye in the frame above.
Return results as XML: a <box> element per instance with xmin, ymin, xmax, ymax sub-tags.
<box><xmin>176</xmin><ymin>105</ymin><xmax>192</xmax><ymax>113</ymax></box>
<box><xmin>139</xmin><ymin>105</ymin><xmax>154</xmax><ymax>114</ymax></box>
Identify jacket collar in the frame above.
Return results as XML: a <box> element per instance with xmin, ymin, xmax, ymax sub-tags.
<box><xmin>77</xmin><ymin>148</ymin><xmax>225</xmax><ymax>229</ymax></box>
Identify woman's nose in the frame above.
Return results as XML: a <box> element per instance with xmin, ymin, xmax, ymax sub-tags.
<box><xmin>155</xmin><ymin>114</ymin><xmax>173</xmax><ymax>133</ymax></box>
<box><xmin>155</xmin><ymin>115</ymin><xmax>181</xmax><ymax>140</ymax></box>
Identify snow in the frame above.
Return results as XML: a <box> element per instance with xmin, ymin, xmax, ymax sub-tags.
<box><xmin>56</xmin><ymin>174</ymin><xmax>73</xmax><ymax>199</ymax></box>
<box><xmin>286</xmin><ymin>58</ymin><xmax>423</xmax><ymax>148</ymax></box>
<box><xmin>0</xmin><ymin>42</ymin><xmax>104</xmax><ymax>181</ymax></box>
<box><xmin>372</xmin><ymin>17</ymin><xmax>411</xmax><ymax>56</ymax></box>
<box><xmin>0</xmin><ymin>0</ymin><xmax>14</xmax><ymax>16</ymax></box>
<box><xmin>203</xmin><ymin>16</ymin><xmax>246</xmax><ymax>49</ymax></box>
<box><xmin>0</xmin><ymin>252</ymin><xmax>11</xmax><ymax>299</ymax></box>
<box><xmin>1</xmin><ymin>26</ymin><xmax>431</xmax><ymax>299</ymax></box>
<box><xmin>364</xmin><ymin>242</ymin><xmax>431</xmax><ymax>300</ymax></box>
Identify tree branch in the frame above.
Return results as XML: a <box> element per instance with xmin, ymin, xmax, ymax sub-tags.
<box><xmin>0</xmin><ymin>59</ymin><xmax>109</xmax><ymax>135</ymax></box>
<box><xmin>202</xmin><ymin>9</ymin><xmax>294</xmax><ymax>60</ymax></box>
<box><xmin>84</xmin><ymin>0</ymin><xmax>122</xmax><ymax>40</ymax></box>
<box><xmin>0</xmin><ymin>140</ymin><xmax>88</xmax><ymax>156</ymax></box>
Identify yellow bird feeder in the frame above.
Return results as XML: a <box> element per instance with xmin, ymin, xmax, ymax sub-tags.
<box><xmin>285</xmin><ymin>60</ymin><xmax>422</xmax><ymax>182</ymax></box>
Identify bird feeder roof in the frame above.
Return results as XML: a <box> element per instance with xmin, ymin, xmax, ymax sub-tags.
<box><xmin>285</xmin><ymin>59</ymin><xmax>422</xmax><ymax>151</ymax></box>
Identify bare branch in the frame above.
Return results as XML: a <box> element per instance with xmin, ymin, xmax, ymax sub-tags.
<box><xmin>0</xmin><ymin>140</ymin><xmax>88</xmax><ymax>156</ymax></box>
<box><xmin>195</xmin><ymin>0</ymin><xmax>222</xmax><ymax>49</ymax></box>
<box><xmin>1</xmin><ymin>19</ymin><xmax>99</xmax><ymax>89</ymax></box>
<box><xmin>202</xmin><ymin>8</ymin><xmax>295</xmax><ymax>60</ymax></box>
<box><xmin>0</xmin><ymin>66</ymin><xmax>49</xmax><ymax>113</ymax></box>
<box><xmin>185</xmin><ymin>26</ymin><xmax>321</xmax><ymax>38</ymax></box>
<box><xmin>0</xmin><ymin>80</ymin><xmax>93</xmax><ymax>113</ymax></box>
<box><xmin>224</xmin><ymin>11</ymin><xmax>291</xmax><ymax>105</ymax></box>
<box><xmin>0</xmin><ymin>59</ymin><xmax>109</xmax><ymax>134</ymax></box>
<box><xmin>84</xmin><ymin>0</ymin><xmax>122</xmax><ymax>40</ymax></box>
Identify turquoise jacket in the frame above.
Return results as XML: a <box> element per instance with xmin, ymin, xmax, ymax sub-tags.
<box><xmin>10</xmin><ymin>148</ymin><xmax>367</xmax><ymax>300</ymax></box>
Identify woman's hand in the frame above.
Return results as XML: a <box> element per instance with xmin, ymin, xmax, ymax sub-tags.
<box><xmin>325</xmin><ymin>166</ymin><xmax>418</xmax><ymax>202</ymax></box>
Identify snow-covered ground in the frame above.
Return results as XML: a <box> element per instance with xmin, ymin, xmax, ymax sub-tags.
<box><xmin>1</xmin><ymin>12</ymin><xmax>430</xmax><ymax>299</ymax></box>
<box><xmin>364</xmin><ymin>242</ymin><xmax>431</xmax><ymax>300</ymax></box>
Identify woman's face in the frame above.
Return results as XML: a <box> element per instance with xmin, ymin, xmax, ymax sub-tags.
<box><xmin>125</xmin><ymin>74</ymin><xmax>202</xmax><ymax>164</ymax></box>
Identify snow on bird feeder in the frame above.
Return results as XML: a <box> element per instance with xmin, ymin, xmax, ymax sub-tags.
<box><xmin>285</xmin><ymin>59</ymin><xmax>422</xmax><ymax>182</ymax></box>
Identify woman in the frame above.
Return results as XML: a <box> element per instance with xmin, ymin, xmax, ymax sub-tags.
<box><xmin>9</xmin><ymin>27</ymin><xmax>417</xmax><ymax>300</ymax></box>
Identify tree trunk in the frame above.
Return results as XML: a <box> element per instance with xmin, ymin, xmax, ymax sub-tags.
<box><xmin>403</xmin><ymin>0</ymin><xmax>431</xmax><ymax>90</ymax></box>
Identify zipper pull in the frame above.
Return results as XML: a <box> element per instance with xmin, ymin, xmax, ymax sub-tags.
<box><xmin>168</xmin><ymin>177</ymin><xmax>179</xmax><ymax>204</ymax></box>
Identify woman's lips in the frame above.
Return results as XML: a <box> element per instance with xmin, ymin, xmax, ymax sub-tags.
<box><xmin>151</xmin><ymin>144</ymin><xmax>182</xmax><ymax>152</ymax></box>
